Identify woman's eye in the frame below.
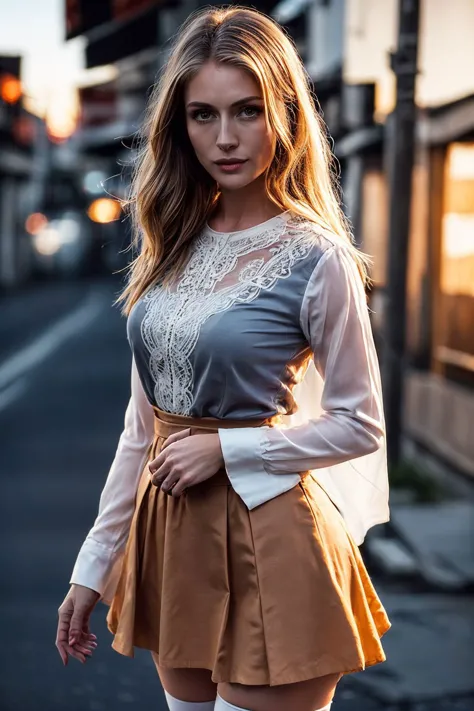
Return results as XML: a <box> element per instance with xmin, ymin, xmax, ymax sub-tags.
<box><xmin>242</xmin><ymin>106</ymin><xmax>261</xmax><ymax>118</ymax></box>
<box><xmin>191</xmin><ymin>106</ymin><xmax>261</xmax><ymax>122</ymax></box>
<box><xmin>193</xmin><ymin>110</ymin><xmax>211</xmax><ymax>121</ymax></box>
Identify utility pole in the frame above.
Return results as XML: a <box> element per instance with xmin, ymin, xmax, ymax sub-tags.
<box><xmin>382</xmin><ymin>0</ymin><xmax>421</xmax><ymax>466</ymax></box>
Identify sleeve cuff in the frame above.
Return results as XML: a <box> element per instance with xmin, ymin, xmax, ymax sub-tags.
<box><xmin>69</xmin><ymin>538</ymin><xmax>122</xmax><ymax>602</ymax></box>
<box><xmin>218</xmin><ymin>427</ymin><xmax>301</xmax><ymax>509</ymax></box>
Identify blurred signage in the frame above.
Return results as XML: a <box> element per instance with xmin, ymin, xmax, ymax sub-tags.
<box><xmin>0</xmin><ymin>55</ymin><xmax>21</xmax><ymax>78</ymax></box>
<box><xmin>65</xmin><ymin>0</ymin><xmax>159</xmax><ymax>40</ymax></box>
<box><xmin>79</xmin><ymin>82</ymin><xmax>117</xmax><ymax>127</ymax></box>
<box><xmin>112</xmin><ymin>0</ymin><xmax>158</xmax><ymax>22</ymax></box>
<box><xmin>66</xmin><ymin>0</ymin><xmax>112</xmax><ymax>40</ymax></box>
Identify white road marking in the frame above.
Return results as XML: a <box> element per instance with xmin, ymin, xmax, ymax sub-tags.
<box><xmin>0</xmin><ymin>289</ymin><xmax>107</xmax><ymax>403</ymax></box>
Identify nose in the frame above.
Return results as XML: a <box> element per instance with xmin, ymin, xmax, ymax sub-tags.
<box><xmin>216</xmin><ymin>116</ymin><xmax>238</xmax><ymax>151</ymax></box>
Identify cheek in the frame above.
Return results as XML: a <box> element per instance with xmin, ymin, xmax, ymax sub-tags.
<box><xmin>252</xmin><ymin>123</ymin><xmax>276</xmax><ymax>164</ymax></box>
<box><xmin>186</xmin><ymin>123</ymin><xmax>201</xmax><ymax>152</ymax></box>
<box><xmin>186</xmin><ymin>120</ymin><xmax>210</xmax><ymax>154</ymax></box>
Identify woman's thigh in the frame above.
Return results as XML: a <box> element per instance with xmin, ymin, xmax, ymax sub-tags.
<box><xmin>151</xmin><ymin>654</ymin><xmax>217</xmax><ymax>703</ymax></box>
<box><xmin>218</xmin><ymin>672</ymin><xmax>343</xmax><ymax>711</ymax></box>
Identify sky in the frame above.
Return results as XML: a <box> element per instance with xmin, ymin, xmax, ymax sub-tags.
<box><xmin>0</xmin><ymin>0</ymin><xmax>114</xmax><ymax>133</ymax></box>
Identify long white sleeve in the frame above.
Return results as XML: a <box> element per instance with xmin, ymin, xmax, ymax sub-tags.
<box><xmin>218</xmin><ymin>244</ymin><xmax>386</xmax><ymax>517</ymax></box>
<box><xmin>69</xmin><ymin>356</ymin><xmax>155</xmax><ymax>600</ymax></box>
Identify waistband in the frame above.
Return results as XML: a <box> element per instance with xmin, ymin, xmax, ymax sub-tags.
<box><xmin>152</xmin><ymin>406</ymin><xmax>283</xmax><ymax>487</ymax></box>
<box><xmin>152</xmin><ymin>405</ymin><xmax>282</xmax><ymax>440</ymax></box>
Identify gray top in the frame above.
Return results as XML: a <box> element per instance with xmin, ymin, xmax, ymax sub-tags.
<box><xmin>127</xmin><ymin>210</ymin><xmax>331</xmax><ymax>419</ymax></box>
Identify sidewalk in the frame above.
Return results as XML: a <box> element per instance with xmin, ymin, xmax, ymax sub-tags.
<box><xmin>357</xmin><ymin>490</ymin><xmax>474</xmax><ymax>706</ymax></box>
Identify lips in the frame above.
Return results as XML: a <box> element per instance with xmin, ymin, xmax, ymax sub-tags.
<box><xmin>216</xmin><ymin>162</ymin><xmax>247</xmax><ymax>173</ymax></box>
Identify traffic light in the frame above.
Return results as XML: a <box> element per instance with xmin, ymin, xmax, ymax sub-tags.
<box><xmin>0</xmin><ymin>55</ymin><xmax>22</xmax><ymax>141</ymax></box>
<box><xmin>0</xmin><ymin>55</ymin><xmax>36</xmax><ymax>148</ymax></box>
<box><xmin>0</xmin><ymin>73</ymin><xmax>21</xmax><ymax>104</ymax></box>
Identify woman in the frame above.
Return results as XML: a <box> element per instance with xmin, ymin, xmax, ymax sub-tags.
<box><xmin>56</xmin><ymin>5</ymin><xmax>391</xmax><ymax>711</ymax></box>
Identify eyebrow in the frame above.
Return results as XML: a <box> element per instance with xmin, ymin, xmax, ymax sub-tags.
<box><xmin>186</xmin><ymin>95</ymin><xmax>263</xmax><ymax>109</ymax></box>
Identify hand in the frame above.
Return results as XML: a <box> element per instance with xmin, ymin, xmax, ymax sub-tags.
<box><xmin>149</xmin><ymin>429</ymin><xmax>224</xmax><ymax>497</ymax></box>
<box><xmin>56</xmin><ymin>584</ymin><xmax>100</xmax><ymax>666</ymax></box>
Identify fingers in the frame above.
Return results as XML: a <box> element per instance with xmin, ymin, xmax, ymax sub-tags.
<box><xmin>149</xmin><ymin>457</ymin><xmax>174</xmax><ymax>486</ymax></box>
<box><xmin>148</xmin><ymin>429</ymin><xmax>191</xmax><ymax>476</ymax></box>
<box><xmin>148</xmin><ymin>455</ymin><xmax>168</xmax><ymax>478</ymax></box>
<box><xmin>159</xmin><ymin>474</ymin><xmax>178</xmax><ymax>493</ymax></box>
<box><xmin>75</xmin><ymin>630</ymin><xmax>98</xmax><ymax>652</ymax></box>
<box><xmin>69</xmin><ymin>609</ymin><xmax>89</xmax><ymax>646</ymax></box>
<box><xmin>161</xmin><ymin>428</ymin><xmax>190</xmax><ymax>450</ymax></box>
<box><xmin>56</xmin><ymin>603</ymin><xmax>73</xmax><ymax>666</ymax></box>
<box><xmin>168</xmin><ymin>476</ymin><xmax>190</xmax><ymax>497</ymax></box>
<box><xmin>57</xmin><ymin>630</ymin><xmax>98</xmax><ymax>666</ymax></box>
<box><xmin>70</xmin><ymin>629</ymin><xmax>98</xmax><ymax>662</ymax></box>
<box><xmin>73</xmin><ymin>641</ymin><xmax>96</xmax><ymax>656</ymax></box>
<box><xmin>57</xmin><ymin>601</ymin><xmax>98</xmax><ymax>666</ymax></box>
<box><xmin>149</xmin><ymin>429</ymin><xmax>193</xmax><ymax>492</ymax></box>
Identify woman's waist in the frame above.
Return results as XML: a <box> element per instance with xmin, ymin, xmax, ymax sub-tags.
<box><xmin>150</xmin><ymin>407</ymin><xmax>312</xmax><ymax>488</ymax></box>
<box><xmin>152</xmin><ymin>405</ymin><xmax>282</xmax><ymax>440</ymax></box>
<box><xmin>152</xmin><ymin>406</ymin><xmax>283</xmax><ymax>487</ymax></box>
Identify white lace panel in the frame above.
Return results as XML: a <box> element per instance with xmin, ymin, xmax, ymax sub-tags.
<box><xmin>140</xmin><ymin>213</ymin><xmax>317</xmax><ymax>415</ymax></box>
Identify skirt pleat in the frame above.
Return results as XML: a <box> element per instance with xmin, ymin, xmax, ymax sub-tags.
<box><xmin>106</xmin><ymin>410</ymin><xmax>391</xmax><ymax>686</ymax></box>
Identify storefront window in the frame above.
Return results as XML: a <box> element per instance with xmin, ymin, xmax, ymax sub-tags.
<box><xmin>437</xmin><ymin>142</ymin><xmax>474</xmax><ymax>379</ymax></box>
<box><xmin>361</xmin><ymin>167</ymin><xmax>388</xmax><ymax>286</ymax></box>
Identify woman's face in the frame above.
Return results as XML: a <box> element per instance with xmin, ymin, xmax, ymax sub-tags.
<box><xmin>184</xmin><ymin>61</ymin><xmax>276</xmax><ymax>189</ymax></box>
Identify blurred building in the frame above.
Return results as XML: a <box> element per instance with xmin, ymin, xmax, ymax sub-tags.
<box><xmin>0</xmin><ymin>55</ymin><xmax>37</xmax><ymax>288</ymax></box>
<box><xmin>0</xmin><ymin>52</ymin><xmax>96</xmax><ymax>286</ymax></box>
<box><xmin>66</xmin><ymin>0</ymin><xmax>474</xmax><ymax>479</ymax></box>
<box><xmin>276</xmin><ymin>0</ymin><xmax>473</xmax><ymax>478</ymax></box>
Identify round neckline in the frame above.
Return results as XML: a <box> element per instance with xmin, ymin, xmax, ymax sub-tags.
<box><xmin>203</xmin><ymin>209</ymin><xmax>291</xmax><ymax>238</ymax></box>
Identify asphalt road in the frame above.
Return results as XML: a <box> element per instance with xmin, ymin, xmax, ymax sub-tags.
<box><xmin>0</xmin><ymin>277</ymin><xmax>169</xmax><ymax>710</ymax></box>
<box><xmin>0</xmin><ymin>277</ymin><xmax>471</xmax><ymax>711</ymax></box>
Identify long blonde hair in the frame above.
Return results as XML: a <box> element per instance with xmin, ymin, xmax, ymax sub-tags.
<box><xmin>117</xmin><ymin>4</ymin><xmax>372</xmax><ymax>315</ymax></box>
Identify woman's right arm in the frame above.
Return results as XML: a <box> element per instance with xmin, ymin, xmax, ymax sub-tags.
<box><xmin>69</xmin><ymin>355</ymin><xmax>155</xmax><ymax>600</ymax></box>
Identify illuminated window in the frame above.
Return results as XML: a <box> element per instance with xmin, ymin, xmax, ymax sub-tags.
<box><xmin>436</xmin><ymin>143</ymin><xmax>474</xmax><ymax>375</ymax></box>
<box><xmin>361</xmin><ymin>168</ymin><xmax>388</xmax><ymax>286</ymax></box>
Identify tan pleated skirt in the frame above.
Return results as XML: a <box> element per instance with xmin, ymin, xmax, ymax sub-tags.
<box><xmin>106</xmin><ymin>407</ymin><xmax>391</xmax><ymax>686</ymax></box>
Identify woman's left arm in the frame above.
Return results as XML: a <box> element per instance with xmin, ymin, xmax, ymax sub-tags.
<box><xmin>218</xmin><ymin>244</ymin><xmax>386</xmax><ymax>506</ymax></box>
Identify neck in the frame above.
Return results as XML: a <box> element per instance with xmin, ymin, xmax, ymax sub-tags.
<box><xmin>210</xmin><ymin>181</ymin><xmax>282</xmax><ymax>232</ymax></box>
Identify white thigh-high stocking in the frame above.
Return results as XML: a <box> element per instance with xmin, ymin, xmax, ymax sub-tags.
<box><xmin>164</xmin><ymin>689</ymin><xmax>216</xmax><ymax>710</ymax></box>
<box><xmin>215</xmin><ymin>692</ymin><xmax>332</xmax><ymax>710</ymax></box>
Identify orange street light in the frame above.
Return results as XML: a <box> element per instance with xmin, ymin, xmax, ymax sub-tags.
<box><xmin>0</xmin><ymin>74</ymin><xmax>22</xmax><ymax>104</ymax></box>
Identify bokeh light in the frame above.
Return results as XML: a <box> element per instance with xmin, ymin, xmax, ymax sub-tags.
<box><xmin>25</xmin><ymin>212</ymin><xmax>48</xmax><ymax>235</ymax></box>
<box><xmin>87</xmin><ymin>198</ymin><xmax>121</xmax><ymax>223</ymax></box>
<box><xmin>0</xmin><ymin>74</ymin><xmax>22</xmax><ymax>103</ymax></box>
